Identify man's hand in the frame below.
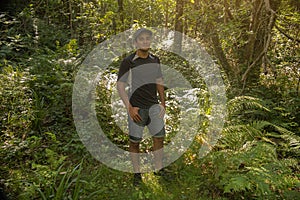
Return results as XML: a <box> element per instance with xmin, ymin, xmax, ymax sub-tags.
<box><xmin>128</xmin><ymin>106</ymin><xmax>142</xmax><ymax>122</ymax></box>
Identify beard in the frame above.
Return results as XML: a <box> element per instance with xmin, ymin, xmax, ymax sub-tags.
<box><xmin>138</xmin><ymin>47</ymin><xmax>150</xmax><ymax>52</ymax></box>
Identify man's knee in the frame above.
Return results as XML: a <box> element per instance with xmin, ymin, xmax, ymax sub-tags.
<box><xmin>153</xmin><ymin>137</ymin><xmax>164</xmax><ymax>143</ymax></box>
<box><xmin>130</xmin><ymin>141</ymin><xmax>140</xmax><ymax>148</ymax></box>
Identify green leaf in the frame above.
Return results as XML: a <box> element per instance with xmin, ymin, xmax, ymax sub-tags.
<box><xmin>224</xmin><ymin>175</ymin><xmax>251</xmax><ymax>193</ymax></box>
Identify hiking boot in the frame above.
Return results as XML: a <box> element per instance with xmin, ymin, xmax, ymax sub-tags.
<box><xmin>133</xmin><ymin>173</ymin><xmax>142</xmax><ymax>186</ymax></box>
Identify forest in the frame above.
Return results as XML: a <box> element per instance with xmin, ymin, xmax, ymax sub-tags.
<box><xmin>0</xmin><ymin>0</ymin><xmax>299</xmax><ymax>199</ymax></box>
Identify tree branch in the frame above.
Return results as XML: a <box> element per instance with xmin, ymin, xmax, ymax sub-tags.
<box><xmin>275</xmin><ymin>24</ymin><xmax>300</xmax><ymax>43</ymax></box>
<box><xmin>241</xmin><ymin>1</ymin><xmax>275</xmax><ymax>88</ymax></box>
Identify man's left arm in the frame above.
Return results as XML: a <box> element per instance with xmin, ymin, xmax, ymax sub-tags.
<box><xmin>156</xmin><ymin>77</ymin><xmax>165</xmax><ymax>118</ymax></box>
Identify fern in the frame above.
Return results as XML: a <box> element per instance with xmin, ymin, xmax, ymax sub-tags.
<box><xmin>219</xmin><ymin>120</ymin><xmax>299</xmax><ymax>151</ymax></box>
<box><xmin>215</xmin><ymin>142</ymin><xmax>300</xmax><ymax>199</ymax></box>
<box><xmin>201</xmin><ymin>95</ymin><xmax>300</xmax><ymax>199</ymax></box>
<box><xmin>224</xmin><ymin>175</ymin><xmax>252</xmax><ymax>193</ymax></box>
<box><xmin>227</xmin><ymin>96</ymin><xmax>271</xmax><ymax>116</ymax></box>
<box><xmin>220</xmin><ymin>124</ymin><xmax>263</xmax><ymax>150</ymax></box>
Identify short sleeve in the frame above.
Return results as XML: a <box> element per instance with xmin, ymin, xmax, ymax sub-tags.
<box><xmin>117</xmin><ymin>58</ymin><xmax>130</xmax><ymax>82</ymax></box>
<box><xmin>156</xmin><ymin>57</ymin><xmax>163</xmax><ymax>79</ymax></box>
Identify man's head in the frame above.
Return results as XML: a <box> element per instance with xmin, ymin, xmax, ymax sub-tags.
<box><xmin>133</xmin><ymin>28</ymin><xmax>152</xmax><ymax>52</ymax></box>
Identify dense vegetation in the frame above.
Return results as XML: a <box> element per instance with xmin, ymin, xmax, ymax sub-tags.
<box><xmin>0</xmin><ymin>0</ymin><xmax>299</xmax><ymax>199</ymax></box>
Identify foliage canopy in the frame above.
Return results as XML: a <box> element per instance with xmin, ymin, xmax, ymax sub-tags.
<box><xmin>0</xmin><ymin>0</ymin><xmax>299</xmax><ymax>199</ymax></box>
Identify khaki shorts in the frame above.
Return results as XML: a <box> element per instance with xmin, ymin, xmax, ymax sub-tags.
<box><xmin>128</xmin><ymin>104</ymin><xmax>165</xmax><ymax>143</ymax></box>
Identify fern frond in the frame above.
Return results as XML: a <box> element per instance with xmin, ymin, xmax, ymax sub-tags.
<box><xmin>220</xmin><ymin>124</ymin><xmax>263</xmax><ymax>150</ymax></box>
<box><xmin>220</xmin><ymin>120</ymin><xmax>299</xmax><ymax>151</ymax></box>
<box><xmin>227</xmin><ymin>96</ymin><xmax>270</xmax><ymax>115</ymax></box>
<box><xmin>249</xmin><ymin>120</ymin><xmax>297</xmax><ymax>136</ymax></box>
<box><xmin>223</xmin><ymin>175</ymin><xmax>252</xmax><ymax>193</ymax></box>
<box><xmin>252</xmin><ymin>121</ymin><xmax>300</xmax><ymax>156</ymax></box>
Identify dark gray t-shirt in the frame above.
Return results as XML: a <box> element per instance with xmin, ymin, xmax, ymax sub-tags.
<box><xmin>117</xmin><ymin>52</ymin><xmax>163</xmax><ymax>108</ymax></box>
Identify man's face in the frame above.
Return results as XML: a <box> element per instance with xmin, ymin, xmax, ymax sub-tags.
<box><xmin>135</xmin><ymin>32</ymin><xmax>152</xmax><ymax>51</ymax></box>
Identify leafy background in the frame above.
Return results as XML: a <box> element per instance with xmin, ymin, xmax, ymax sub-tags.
<box><xmin>0</xmin><ymin>0</ymin><xmax>299</xmax><ymax>199</ymax></box>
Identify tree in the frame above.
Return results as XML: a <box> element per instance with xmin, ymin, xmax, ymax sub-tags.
<box><xmin>184</xmin><ymin>0</ymin><xmax>289</xmax><ymax>94</ymax></box>
<box><xmin>174</xmin><ymin>0</ymin><xmax>184</xmax><ymax>53</ymax></box>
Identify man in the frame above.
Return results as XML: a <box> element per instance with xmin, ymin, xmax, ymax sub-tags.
<box><xmin>117</xmin><ymin>28</ymin><xmax>168</xmax><ymax>186</ymax></box>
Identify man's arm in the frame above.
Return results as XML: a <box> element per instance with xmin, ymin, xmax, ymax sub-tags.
<box><xmin>117</xmin><ymin>81</ymin><xmax>130</xmax><ymax>109</ymax></box>
<box><xmin>117</xmin><ymin>81</ymin><xmax>141</xmax><ymax>122</ymax></box>
<box><xmin>156</xmin><ymin>77</ymin><xmax>165</xmax><ymax>118</ymax></box>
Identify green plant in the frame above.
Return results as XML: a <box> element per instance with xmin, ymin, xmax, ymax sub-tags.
<box><xmin>26</xmin><ymin>161</ymin><xmax>84</xmax><ymax>200</ymax></box>
<box><xmin>195</xmin><ymin>95</ymin><xmax>300</xmax><ymax>199</ymax></box>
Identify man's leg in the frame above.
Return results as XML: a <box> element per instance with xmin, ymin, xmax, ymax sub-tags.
<box><xmin>128</xmin><ymin>109</ymin><xmax>148</xmax><ymax>186</ymax></box>
<box><xmin>128</xmin><ymin>109</ymin><xmax>145</xmax><ymax>173</ymax></box>
<box><xmin>153</xmin><ymin>137</ymin><xmax>164</xmax><ymax>171</ymax></box>
<box><xmin>129</xmin><ymin>141</ymin><xmax>140</xmax><ymax>173</ymax></box>
<box><xmin>153</xmin><ymin>137</ymin><xmax>174</xmax><ymax>181</ymax></box>
<box><xmin>148</xmin><ymin>105</ymin><xmax>165</xmax><ymax>170</ymax></box>
<box><xmin>129</xmin><ymin>140</ymin><xmax>142</xmax><ymax>186</ymax></box>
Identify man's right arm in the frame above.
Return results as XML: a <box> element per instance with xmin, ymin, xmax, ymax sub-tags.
<box><xmin>117</xmin><ymin>81</ymin><xmax>130</xmax><ymax>110</ymax></box>
<box><xmin>117</xmin><ymin>81</ymin><xmax>141</xmax><ymax>122</ymax></box>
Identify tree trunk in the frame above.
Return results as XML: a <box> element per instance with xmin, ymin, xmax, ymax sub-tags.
<box><xmin>240</xmin><ymin>0</ymin><xmax>280</xmax><ymax>90</ymax></box>
<box><xmin>69</xmin><ymin>0</ymin><xmax>73</xmax><ymax>38</ymax></box>
<box><xmin>117</xmin><ymin>0</ymin><xmax>124</xmax><ymax>31</ymax></box>
<box><xmin>165</xmin><ymin>1</ymin><xmax>169</xmax><ymax>29</ymax></box>
<box><xmin>174</xmin><ymin>0</ymin><xmax>184</xmax><ymax>53</ymax></box>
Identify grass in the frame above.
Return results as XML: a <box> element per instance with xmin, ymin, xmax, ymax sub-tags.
<box><xmin>50</xmin><ymin>155</ymin><xmax>226</xmax><ymax>200</ymax></box>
